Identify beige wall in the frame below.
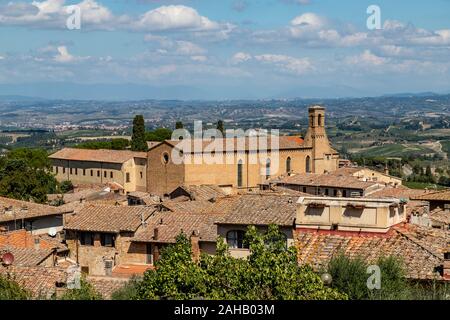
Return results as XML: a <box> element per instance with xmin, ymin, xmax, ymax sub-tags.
<box><xmin>217</xmin><ymin>224</ymin><xmax>294</xmax><ymax>259</ymax></box>
<box><xmin>353</xmin><ymin>168</ymin><xmax>402</xmax><ymax>186</ymax></box>
<box><xmin>147</xmin><ymin>143</ymin><xmax>186</xmax><ymax>195</ymax></box>
<box><xmin>147</xmin><ymin>144</ymin><xmax>319</xmax><ymax>196</ymax></box>
<box><xmin>65</xmin><ymin>230</ymin><xmax>149</xmax><ymax>276</ymax></box>
<box><xmin>51</xmin><ymin>157</ymin><xmax>146</xmax><ymax>193</ymax></box>
<box><xmin>297</xmin><ymin>197</ymin><xmax>406</xmax><ymax>233</ymax></box>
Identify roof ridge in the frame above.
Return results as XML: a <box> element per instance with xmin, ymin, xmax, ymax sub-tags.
<box><xmin>393</xmin><ymin>227</ymin><xmax>443</xmax><ymax>261</ymax></box>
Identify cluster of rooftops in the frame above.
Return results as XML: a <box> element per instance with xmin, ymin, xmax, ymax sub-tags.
<box><xmin>0</xmin><ymin>177</ymin><xmax>449</xmax><ymax>299</ymax></box>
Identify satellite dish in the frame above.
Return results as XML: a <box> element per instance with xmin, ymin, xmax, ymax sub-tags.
<box><xmin>1</xmin><ymin>252</ymin><xmax>14</xmax><ymax>266</ymax></box>
<box><xmin>48</xmin><ymin>227</ymin><xmax>57</xmax><ymax>237</ymax></box>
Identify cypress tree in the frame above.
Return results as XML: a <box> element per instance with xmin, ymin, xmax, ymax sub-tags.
<box><xmin>175</xmin><ymin>121</ymin><xmax>184</xmax><ymax>129</ymax></box>
<box><xmin>217</xmin><ymin>120</ymin><xmax>224</xmax><ymax>135</ymax></box>
<box><xmin>131</xmin><ymin>115</ymin><xmax>148</xmax><ymax>152</ymax></box>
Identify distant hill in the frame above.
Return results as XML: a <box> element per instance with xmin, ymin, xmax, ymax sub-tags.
<box><xmin>0</xmin><ymin>95</ymin><xmax>48</xmax><ymax>102</ymax></box>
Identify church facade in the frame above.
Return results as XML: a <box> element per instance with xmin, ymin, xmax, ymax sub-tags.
<box><xmin>146</xmin><ymin>106</ymin><xmax>339</xmax><ymax>196</ymax></box>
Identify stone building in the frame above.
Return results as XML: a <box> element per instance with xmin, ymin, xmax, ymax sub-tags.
<box><xmin>49</xmin><ymin>148</ymin><xmax>147</xmax><ymax>193</ymax></box>
<box><xmin>64</xmin><ymin>204</ymin><xmax>155</xmax><ymax>276</ymax></box>
<box><xmin>146</xmin><ymin>106</ymin><xmax>339</xmax><ymax>196</ymax></box>
<box><xmin>0</xmin><ymin>196</ymin><xmax>73</xmax><ymax>235</ymax></box>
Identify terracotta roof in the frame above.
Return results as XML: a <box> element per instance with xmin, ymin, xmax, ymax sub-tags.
<box><xmin>411</xmin><ymin>189</ymin><xmax>450</xmax><ymax>201</ymax></box>
<box><xmin>368</xmin><ymin>186</ymin><xmax>426</xmax><ymax>199</ymax></box>
<box><xmin>64</xmin><ymin>204</ymin><xmax>156</xmax><ymax>233</ymax></box>
<box><xmin>1</xmin><ymin>246</ymin><xmax>54</xmax><ymax>266</ymax></box>
<box><xmin>112</xmin><ymin>264</ymin><xmax>153</xmax><ymax>278</ymax></box>
<box><xmin>152</xmin><ymin>135</ymin><xmax>307</xmax><ymax>153</ymax></box>
<box><xmin>0</xmin><ymin>266</ymin><xmax>66</xmax><ymax>299</ymax></box>
<box><xmin>429</xmin><ymin>208</ymin><xmax>450</xmax><ymax>226</ymax></box>
<box><xmin>0</xmin><ymin>229</ymin><xmax>64</xmax><ymax>251</ymax></box>
<box><xmin>133</xmin><ymin>211</ymin><xmax>225</xmax><ymax>243</ymax></box>
<box><xmin>216</xmin><ymin>194</ymin><xmax>298</xmax><ymax>227</ymax></box>
<box><xmin>49</xmin><ymin>148</ymin><xmax>147</xmax><ymax>163</ymax></box>
<box><xmin>160</xmin><ymin>197</ymin><xmax>235</xmax><ymax>215</ymax></box>
<box><xmin>279</xmin><ymin>173</ymin><xmax>380</xmax><ymax>190</ymax></box>
<box><xmin>170</xmin><ymin>185</ymin><xmax>227</xmax><ymax>201</ymax></box>
<box><xmin>295</xmin><ymin>224</ymin><xmax>448</xmax><ymax>281</ymax></box>
<box><xmin>87</xmin><ymin>276</ymin><xmax>129</xmax><ymax>299</ymax></box>
<box><xmin>0</xmin><ymin>196</ymin><xmax>72</xmax><ymax>223</ymax></box>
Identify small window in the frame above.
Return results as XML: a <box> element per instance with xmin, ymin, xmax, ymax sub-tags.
<box><xmin>140</xmin><ymin>172</ymin><xmax>143</xmax><ymax>179</ymax></box>
<box><xmin>110</xmin><ymin>171</ymin><xmax>113</xmax><ymax>179</ymax></box>
<box><xmin>226</xmin><ymin>230</ymin><xmax>248</xmax><ymax>249</ymax></box>
<box><xmin>333</xmin><ymin>189</ymin><xmax>337</xmax><ymax>196</ymax></box>
<box><xmin>303</xmin><ymin>187</ymin><xmax>307</xmax><ymax>193</ymax></box>
<box><xmin>75</xmin><ymin>168</ymin><xmax>78</xmax><ymax>175</ymax></box>
<box><xmin>63</xmin><ymin>167</ymin><xmax>66</xmax><ymax>174</ymax></box>
<box><xmin>90</xmin><ymin>170</ymin><xmax>93</xmax><ymax>177</ymax></box>
<box><xmin>237</xmin><ymin>160</ymin><xmax>243</xmax><ymax>187</ymax></box>
<box><xmin>97</xmin><ymin>170</ymin><xmax>100</xmax><ymax>177</ymax></box>
<box><xmin>265</xmin><ymin>158</ymin><xmax>271</xmax><ymax>179</ymax></box>
<box><xmin>83</xmin><ymin>169</ymin><xmax>86</xmax><ymax>176</ymax></box>
<box><xmin>70</xmin><ymin>168</ymin><xmax>73</xmax><ymax>175</ymax></box>
<box><xmin>343</xmin><ymin>190</ymin><xmax>347</xmax><ymax>197</ymax></box>
<box><xmin>126</xmin><ymin>173</ymin><xmax>130</xmax><ymax>183</ymax></box>
<box><xmin>100</xmin><ymin>234</ymin><xmax>115</xmax><ymax>247</ymax></box>
<box><xmin>104</xmin><ymin>171</ymin><xmax>107</xmax><ymax>178</ymax></box>
<box><xmin>80</xmin><ymin>232</ymin><xmax>94</xmax><ymax>246</ymax></box>
<box><xmin>325</xmin><ymin>189</ymin><xmax>329</xmax><ymax>196</ymax></box>
<box><xmin>286</xmin><ymin>157</ymin><xmax>291</xmax><ymax>173</ymax></box>
<box><xmin>55</xmin><ymin>167</ymin><xmax>59</xmax><ymax>174</ymax></box>
<box><xmin>162</xmin><ymin>153</ymin><xmax>170</xmax><ymax>164</ymax></box>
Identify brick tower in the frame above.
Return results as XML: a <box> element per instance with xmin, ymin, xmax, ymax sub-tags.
<box><xmin>303</xmin><ymin>106</ymin><xmax>339</xmax><ymax>173</ymax></box>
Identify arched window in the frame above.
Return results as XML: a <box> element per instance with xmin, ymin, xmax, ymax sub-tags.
<box><xmin>306</xmin><ymin>156</ymin><xmax>311</xmax><ymax>173</ymax></box>
<box><xmin>226</xmin><ymin>230</ymin><xmax>247</xmax><ymax>249</ymax></box>
<box><xmin>318</xmin><ymin>114</ymin><xmax>322</xmax><ymax>126</ymax></box>
<box><xmin>237</xmin><ymin>160</ymin><xmax>243</xmax><ymax>187</ymax></box>
<box><xmin>286</xmin><ymin>157</ymin><xmax>291</xmax><ymax>173</ymax></box>
<box><xmin>265</xmin><ymin>158</ymin><xmax>271</xmax><ymax>179</ymax></box>
<box><xmin>310</xmin><ymin>115</ymin><xmax>315</xmax><ymax>127</ymax></box>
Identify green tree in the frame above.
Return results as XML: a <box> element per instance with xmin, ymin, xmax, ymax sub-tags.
<box><xmin>328</xmin><ymin>254</ymin><xmax>411</xmax><ymax>300</ymax></box>
<box><xmin>175</xmin><ymin>121</ymin><xmax>184</xmax><ymax>129</ymax></box>
<box><xmin>145</xmin><ymin>128</ymin><xmax>173</xmax><ymax>142</ymax></box>
<box><xmin>135</xmin><ymin>226</ymin><xmax>346</xmax><ymax>300</ymax></box>
<box><xmin>111</xmin><ymin>276</ymin><xmax>141</xmax><ymax>300</ymax></box>
<box><xmin>60</xmin><ymin>278</ymin><xmax>102</xmax><ymax>300</ymax></box>
<box><xmin>59</xmin><ymin>180</ymin><xmax>74</xmax><ymax>194</ymax></box>
<box><xmin>131</xmin><ymin>115</ymin><xmax>148</xmax><ymax>152</ymax></box>
<box><xmin>217</xmin><ymin>120</ymin><xmax>224</xmax><ymax>135</ymax></box>
<box><xmin>0</xmin><ymin>274</ymin><xmax>30</xmax><ymax>300</ymax></box>
<box><xmin>0</xmin><ymin>149</ymin><xmax>58</xmax><ymax>203</ymax></box>
<box><xmin>327</xmin><ymin>253</ymin><xmax>369</xmax><ymax>300</ymax></box>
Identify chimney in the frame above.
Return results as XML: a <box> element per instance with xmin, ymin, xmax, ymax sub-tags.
<box><xmin>190</xmin><ymin>230</ymin><xmax>200</xmax><ymax>263</ymax></box>
<box><xmin>444</xmin><ymin>247</ymin><xmax>450</xmax><ymax>280</ymax></box>
<box><xmin>34</xmin><ymin>238</ymin><xmax>40</xmax><ymax>249</ymax></box>
<box><xmin>153</xmin><ymin>227</ymin><xmax>159</xmax><ymax>241</ymax></box>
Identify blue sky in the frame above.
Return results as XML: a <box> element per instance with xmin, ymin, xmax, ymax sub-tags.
<box><xmin>0</xmin><ymin>0</ymin><xmax>449</xmax><ymax>99</ymax></box>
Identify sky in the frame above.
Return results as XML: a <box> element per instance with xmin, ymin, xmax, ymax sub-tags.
<box><xmin>0</xmin><ymin>0</ymin><xmax>449</xmax><ymax>100</ymax></box>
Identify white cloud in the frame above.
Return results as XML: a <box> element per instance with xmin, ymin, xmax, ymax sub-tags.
<box><xmin>191</xmin><ymin>55</ymin><xmax>207</xmax><ymax>62</ymax></box>
<box><xmin>135</xmin><ymin>5</ymin><xmax>220</xmax><ymax>32</ymax></box>
<box><xmin>254</xmin><ymin>54</ymin><xmax>312</xmax><ymax>74</ymax></box>
<box><xmin>291</xmin><ymin>12</ymin><xmax>326</xmax><ymax>29</ymax></box>
<box><xmin>54</xmin><ymin>46</ymin><xmax>75</xmax><ymax>62</ymax></box>
<box><xmin>232</xmin><ymin>52</ymin><xmax>252</xmax><ymax>64</ymax></box>
<box><xmin>346</xmin><ymin>50</ymin><xmax>387</xmax><ymax>66</ymax></box>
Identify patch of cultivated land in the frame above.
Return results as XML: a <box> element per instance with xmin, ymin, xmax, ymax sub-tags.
<box><xmin>355</xmin><ymin>143</ymin><xmax>436</xmax><ymax>158</ymax></box>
